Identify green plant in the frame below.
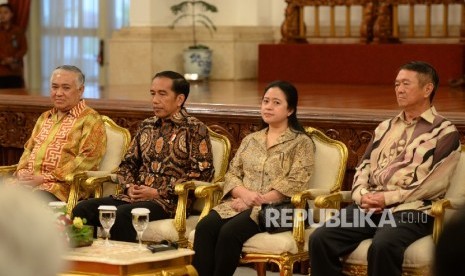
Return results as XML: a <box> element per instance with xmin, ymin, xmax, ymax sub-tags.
<box><xmin>170</xmin><ymin>0</ymin><xmax>218</xmax><ymax>49</ymax></box>
<box><xmin>67</xmin><ymin>217</ymin><xmax>94</xmax><ymax>247</ymax></box>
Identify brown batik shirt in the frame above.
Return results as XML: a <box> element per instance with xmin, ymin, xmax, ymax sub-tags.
<box><xmin>114</xmin><ymin>108</ymin><xmax>214</xmax><ymax>216</ymax></box>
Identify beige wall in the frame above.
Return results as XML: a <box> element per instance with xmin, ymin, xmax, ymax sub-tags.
<box><xmin>127</xmin><ymin>1</ymin><xmax>461</xmax><ymax>29</ymax></box>
<box><xmin>109</xmin><ymin>0</ymin><xmax>283</xmax><ymax>83</ymax></box>
<box><xmin>108</xmin><ymin>26</ymin><xmax>275</xmax><ymax>84</ymax></box>
<box><xmin>129</xmin><ymin>0</ymin><xmax>286</xmax><ymax>27</ymax></box>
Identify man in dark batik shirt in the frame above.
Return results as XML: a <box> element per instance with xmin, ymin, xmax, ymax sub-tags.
<box><xmin>73</xmin><ymin>71</ymin><xmax>214</xmax><ymax>242</ymax></box>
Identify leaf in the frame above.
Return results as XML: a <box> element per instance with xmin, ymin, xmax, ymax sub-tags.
<box><xmin>196</xmin><ymin>19</ymin><xmax>215</xmax><ymax>36</ymax></box>
<box><xmin>197</xmin><ymin>14</ymin><xmax>217</xmax><ymax>31</ymax></box>
<box><xmin>170</xmin><ymin>14</ymin><xmax>191</xmax><ymax>28</ymax></box>
<box><xmin>170</xmin><ymin>1</ymin><xmax>190</xmax><ymax>15</ymax></box>
<box><xmin>196</xmin><ymin>1</ymin><xmax>218</xmax><ymax>13</ymax></box>
<box><xmin>169</xmin><ymin>0</ymin><xmax>218</xmax><ymax>46</ymax></box>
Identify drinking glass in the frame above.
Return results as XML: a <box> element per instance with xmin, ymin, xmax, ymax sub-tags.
<box><xmin>98</xmin><ymin>205</ymin><xmax>117</xmax><ymax>246</ymax></box>
<box><xmin>131</xmin><ymin>208</ymin><xmax>150</xmax><ymax>250</ymax></box>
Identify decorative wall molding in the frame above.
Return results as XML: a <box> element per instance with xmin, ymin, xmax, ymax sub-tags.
<box><xmin>1</xmin><ymin>95</ymin><xmax>464</xmax><ymax>191</ymax></box>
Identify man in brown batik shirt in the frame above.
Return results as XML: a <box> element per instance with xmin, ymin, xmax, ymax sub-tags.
<box><xmin>73</xmin><ymin>71</ymin><xmax>214</xmax><ymax>242</ymax></box>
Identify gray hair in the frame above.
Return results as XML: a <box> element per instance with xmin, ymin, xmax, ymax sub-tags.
<box><xmin>51</xmin><ymin>65</ymin><xmax>86</xmax><ymax>87</ymax></box>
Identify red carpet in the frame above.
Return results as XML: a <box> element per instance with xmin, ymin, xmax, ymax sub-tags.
<box><xmin>258</xmin><ymin>43</ymin><xmax>465</xmax><ymax>85</ymax></box>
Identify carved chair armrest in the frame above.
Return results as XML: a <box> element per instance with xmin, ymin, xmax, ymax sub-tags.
<box><xmin>194</xmin><ymin>182</ymin><xmax>224</xmax><ymax>220</ymax></box>
<box><xmin>172</xmin><ymin>181</ymin><xmax>204</xmax><ymax>246</ymax></box>
<box><xmin>192</xmin><ymin>180</ymin><xmax>224</xmax><ymax>189</ymax></box>
<box><xmin>85</xmin><ymin>174</ymin><xmax>119</xmax><ymax>197</ymax></box>
<box><xmin>81</xmin><ymin>171</ymin><xmax>119</xmax><ymax>197</ymax></box>
<box><xmin>0</xmin><ymin>164</ymin><xmax>17</xmax><ymax>177</ymax></box>
<box><xmin>313</xmin><ymin>192</ymin><xmax>455</xmax><ymax>245</ymax></box>
<box><xmin>65</xmin><ymin>171</ymin><xmax>115</xmax><ymax>193</ymax></box>
<box><xmin>65</xmin><ymin>171</ymin><xmax>93</xmax><ymax>215</ymax></box>
<box><xmin>65</xmin><ymin>171</ymin><xmax>116</xmax><ymax>215</ymax></box>
<box><xmin>430</xmin><ymin>198</ymin><xmax>452</xmax><ymax>244</ymax></box>
<box><xmin>314</xmin><ymin>190</ymin><xmax>353</xmax><ymax>209</ymax></box>
<box><xmin>289</xmin><ymin>188</ymin><xmax>330</xmax><ymax>252</ymax></box>
<box><xmin>315</xmin><ymin>192</ymin><xmax>343</xmax><ymax>210</ymax></box>
<box><xmin>86</xmin><ymin>170</ymin><xmax>113</xmax><ymax>178</ymax></box>
<box><xmin>292</xmin><ymin>188</ymin><xmax>331</xmax><ymax>206</ymax></box>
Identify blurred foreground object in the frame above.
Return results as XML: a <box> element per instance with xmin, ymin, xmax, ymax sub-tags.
<box><xmin>0</xmin><ymin>185</ymin><xmax>67</xmax><ymax>276</ymax></box>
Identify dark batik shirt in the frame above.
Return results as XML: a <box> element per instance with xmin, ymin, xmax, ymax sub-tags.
<box><xmin>114</xmin><ymin>108</ymin><xmax>214</xmax><ymax>216</ymax></box>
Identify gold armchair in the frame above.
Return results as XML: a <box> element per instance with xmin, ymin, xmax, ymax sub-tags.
<box><xmin>0</xmin><ymin>116</ymin><xmax>130</xmax><ymax>216</ymax></box>
<box><xmin>65</xmin><ymin>115</ymin><xmax>131</xmax><ymax>215</ymax></box>
<box><xmin>189</xmin><ymin>127</ymin><xmax>348</xmax><ymax>276</ymax></box>
<box><xmin>141</xmin><ymin>128</ymin><xmax>231</xmax><ymax>247</ymax></box>
<box><xmin>314</xmin><ymin>144</ymin><xmax>465</xmax><ymax>276</ymax></box>
<box><xmin>85</xmin><ymin>127</ymin><xmax>231</xmax><ymax>248</ymax></box>
<box><xmin>0</xmin><ymin>165</ymin><xmax>17</xmax><ymax>179</ymax></box>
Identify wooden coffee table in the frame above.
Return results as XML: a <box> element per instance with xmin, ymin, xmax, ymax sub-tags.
<box><xmin>61</xmin><ymin>240</ymin><xmax>196</xmax><ymax>276</ymax></box>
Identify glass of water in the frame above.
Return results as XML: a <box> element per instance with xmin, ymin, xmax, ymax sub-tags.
<box><xmin>131</xmin><ymin>208</ymin><xmax>150</xmax><ymax>250</ymax></box>
<box><xmin>98</xmin><ymin>205</ymin><xmax>117</xmax><ymax>246</ymax></box>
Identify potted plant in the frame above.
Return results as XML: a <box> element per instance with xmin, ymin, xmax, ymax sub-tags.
<box><xmin>170</xmin><ymin>0</ymin><xmax>218</xmax><ymax>80</ymax></box>
<box><xmin>51</xmin><ymin>202</ymin><xmax>93</xmax><ymax>248</ymax></box>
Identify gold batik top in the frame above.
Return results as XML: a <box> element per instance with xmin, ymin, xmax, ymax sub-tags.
<box><xmin>213</xmin><ymin>127</ymin><xmax>315</xmax><ymax>222</ymax></box>
<box><xmin>15</xmin><ymin>100</ymin><xmax>107</xmax><ymax>201</ymax></box>
<box><xmin>114</xmin><ymin>108</ymin><xmax>214</xmax><ymax>217</ymax></box>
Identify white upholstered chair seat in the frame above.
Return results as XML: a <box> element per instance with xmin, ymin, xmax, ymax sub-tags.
<box><xmin>142</xmin><ymin>128</ymin><xmax>231</xmax><ymax>247</ymax></box>
<box><xmin>317</xmin><ymin>144</ymin><xmax>465</xmax><ymax>276</ymax></box>
<box><xmin>188</xmin><ymin>228</ymin><xmax>317</xmax><ymax>256</ymax></box>
<box><xmin>191</xmin><ymin>127</ymin><xmax>349</xmax><ymax>276</ymax></box>
<box><xmin>144</xmin><ymin>189</ymin><xmax>213</xmax><ymax>243</ymax></box>
<box><xmin>66</xmin><ymin>116</ymin><xmax>131</xmax><ymax>214</ymax></box>
<box><xmin>239</xmin><ymin>127</ymin><xmax>348</xmax><ymax>276</ymax></box>
<box><xmin>81</xmin><ymin>128</ymin><xmax>230</xmax><ymax>248</ymax></box>
<box><xmin>143</xmin><ymin>215</ymin><xmax>200</xmax><ymax>242</ymax></box>
<box><xmin>188</xmin><ymin>229</ymin><xmax>317</xmax><ymax>255</ymax></box>
<box><xmin>242</xmin><ymin>228</ymin><xmax>317</xmax><ymax>255</ymax></box>
<box><xmin>83</xmin><ymin>128</ymin><xmax>230</xmax><ymax>248</ymax></box>
<box><xmin>342</xmin><ymin>236</ymin><xmax>434</xmax><ymax>268</ymax></box>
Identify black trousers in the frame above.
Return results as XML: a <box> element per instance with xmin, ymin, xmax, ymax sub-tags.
<box><xmin>309</xmin><ymin>204</ymin><xmax>434</xmax><ymax>276</ymax></box>
<box><xmin>72</xmin><ymin>197</ymin><xmax>170</xmax><ymax>242</ymax></box>
<box><xmin>192</xmin><ymin>209</ymin><xmax>261</xmax><ymax>276</ymax></box>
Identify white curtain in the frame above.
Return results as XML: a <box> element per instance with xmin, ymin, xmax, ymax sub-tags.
<box><xmin>40</xmin><ymin>0</ymin><xmax>129</xmax><ymax>98</ymax></box>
